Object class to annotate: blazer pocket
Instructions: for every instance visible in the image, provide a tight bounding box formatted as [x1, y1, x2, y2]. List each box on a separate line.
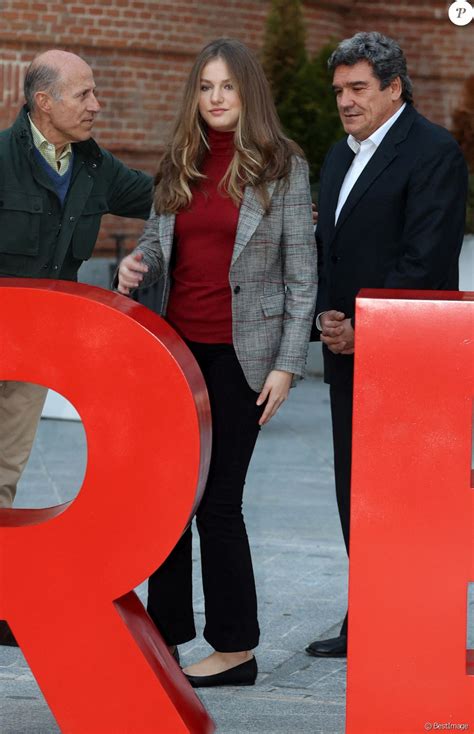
[0, 191, 42, 255]
[261, 292, 285, 318]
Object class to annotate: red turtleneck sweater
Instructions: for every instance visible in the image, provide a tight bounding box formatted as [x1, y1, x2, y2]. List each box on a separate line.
[166, 128, 239, 344]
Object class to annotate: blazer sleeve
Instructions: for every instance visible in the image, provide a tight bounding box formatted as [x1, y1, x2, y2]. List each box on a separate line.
[273, 156, 318, 377]
[111, 205, 163, 290]
[134, 205, 166, 287]
[383, 140, 468, 289]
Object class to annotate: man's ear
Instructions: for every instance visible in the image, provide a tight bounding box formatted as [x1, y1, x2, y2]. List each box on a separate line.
[34, 91, 53, 114]
[390, 76, 403, 101]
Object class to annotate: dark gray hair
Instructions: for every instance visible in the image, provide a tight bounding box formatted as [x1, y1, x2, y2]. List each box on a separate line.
[328, 31, 413, 104]
[24, 62, 63, 112]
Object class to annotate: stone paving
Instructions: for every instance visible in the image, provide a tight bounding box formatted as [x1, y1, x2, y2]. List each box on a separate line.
[0, 376, 349, 733]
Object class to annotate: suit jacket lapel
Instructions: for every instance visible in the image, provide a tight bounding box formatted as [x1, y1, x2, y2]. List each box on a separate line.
[231, 181, 277, 266]
[333, 104, 417, 236]
[334, 145, 397, 233]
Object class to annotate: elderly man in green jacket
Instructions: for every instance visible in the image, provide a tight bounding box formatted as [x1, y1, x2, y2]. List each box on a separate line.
[0, 49, 153, 511]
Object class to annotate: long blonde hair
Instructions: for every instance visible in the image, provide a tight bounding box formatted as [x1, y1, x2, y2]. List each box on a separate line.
[154, 38, 303, 214]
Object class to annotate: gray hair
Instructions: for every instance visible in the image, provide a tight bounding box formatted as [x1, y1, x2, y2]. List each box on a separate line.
[328, 31, 413, 104]
[24, 62, 63, 112]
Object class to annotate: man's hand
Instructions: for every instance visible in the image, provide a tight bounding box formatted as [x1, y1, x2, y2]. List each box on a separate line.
[320, 310, 355, 355]
[117, 252, 149, 295]
[257, 370, 293, 426]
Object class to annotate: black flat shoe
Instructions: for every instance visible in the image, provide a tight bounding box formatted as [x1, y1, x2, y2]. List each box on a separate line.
[185, 656, 257, 688]
[0, 620, 18, 647]
[305, 634, 347, 658]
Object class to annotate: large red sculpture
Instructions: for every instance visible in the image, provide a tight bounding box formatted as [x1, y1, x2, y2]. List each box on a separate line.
[347, 289, 474, 734]
[0, 280, 214, 733]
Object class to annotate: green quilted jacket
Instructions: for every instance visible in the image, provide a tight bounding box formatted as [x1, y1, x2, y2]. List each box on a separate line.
[0, 106, 153, 280]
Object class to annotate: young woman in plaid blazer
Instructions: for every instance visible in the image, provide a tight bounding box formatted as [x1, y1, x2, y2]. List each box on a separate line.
[118, 37, 317, 687]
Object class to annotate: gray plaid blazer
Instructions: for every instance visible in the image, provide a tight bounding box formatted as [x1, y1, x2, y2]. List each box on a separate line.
[135, 156, 317, 392]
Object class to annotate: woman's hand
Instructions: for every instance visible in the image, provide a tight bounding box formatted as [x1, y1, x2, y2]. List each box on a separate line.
[256, 370, 293, 426]
[117, 251, 149, 295]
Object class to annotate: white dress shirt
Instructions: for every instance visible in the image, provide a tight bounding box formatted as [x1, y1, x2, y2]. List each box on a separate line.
[334, 103, 406, 223]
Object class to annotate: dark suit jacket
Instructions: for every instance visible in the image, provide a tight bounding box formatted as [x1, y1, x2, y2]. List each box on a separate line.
[314, 104, 469, 386]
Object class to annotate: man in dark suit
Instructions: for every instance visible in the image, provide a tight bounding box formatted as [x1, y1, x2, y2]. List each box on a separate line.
[306, 31, 468, 658]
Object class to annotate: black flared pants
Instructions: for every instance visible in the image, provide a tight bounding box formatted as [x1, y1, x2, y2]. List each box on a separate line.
[147, 342, 263, 652]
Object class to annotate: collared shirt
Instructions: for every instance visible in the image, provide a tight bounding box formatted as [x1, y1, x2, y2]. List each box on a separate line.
[28, 114, 73, 176]
[334, 103, 406, 224]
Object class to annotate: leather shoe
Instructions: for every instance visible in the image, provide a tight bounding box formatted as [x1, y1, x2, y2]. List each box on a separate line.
[305, 634, 347, 658]
[185, 656, 257, 688]
[0, 620, 18, 647]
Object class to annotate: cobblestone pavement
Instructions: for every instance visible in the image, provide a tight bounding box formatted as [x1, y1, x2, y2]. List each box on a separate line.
[0, 376, 348, 733]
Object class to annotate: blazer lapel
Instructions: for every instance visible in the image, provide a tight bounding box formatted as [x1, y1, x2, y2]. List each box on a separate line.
[334, 104, 416, 235]
[231, 181, 277, 266]
[334, 145, 398, 233]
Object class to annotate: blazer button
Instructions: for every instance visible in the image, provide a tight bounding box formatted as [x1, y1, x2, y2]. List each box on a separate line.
[331, 255, 341, 263]
[233, 285, 241, 294]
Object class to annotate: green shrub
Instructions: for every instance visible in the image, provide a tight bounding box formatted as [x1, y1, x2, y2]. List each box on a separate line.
[276, 45, 344, 183]
[262, 0, 344, 187]
[261, 0, 306, 108]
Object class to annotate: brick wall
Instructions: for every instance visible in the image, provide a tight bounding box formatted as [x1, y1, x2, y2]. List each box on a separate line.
[1, 0, 472, 255]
